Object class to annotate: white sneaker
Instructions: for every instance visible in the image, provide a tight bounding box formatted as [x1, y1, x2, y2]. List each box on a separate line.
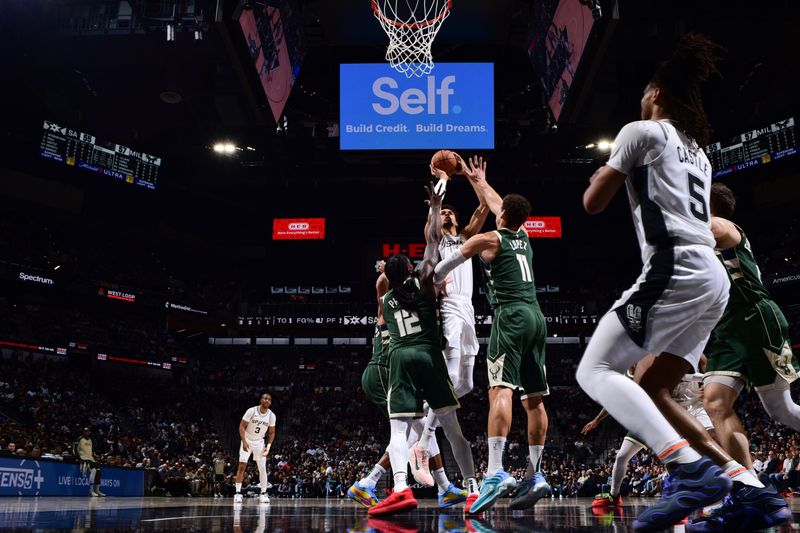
[408, 442, 434, 487]
[90, 489, 99, 497]
[259, 494, 270, 504]
[95, 489, 106, 497]
[233, 493, 243, 504]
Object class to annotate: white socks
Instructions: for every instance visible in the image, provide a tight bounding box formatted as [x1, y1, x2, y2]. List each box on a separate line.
[723, 461, 764, 488]
[360, 464, 385, 489]
[393, 471, 408, 492]
[487, 436, 506, 476]
[529, 445, 544, 474]
[433, 468, 449, 492]
[235, 483, 242, 493]
[658, 439, 702, 465]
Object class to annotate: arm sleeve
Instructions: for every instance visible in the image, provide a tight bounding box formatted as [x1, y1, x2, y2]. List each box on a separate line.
[606, 121, 659, 175]
[433, 250, 468, 284]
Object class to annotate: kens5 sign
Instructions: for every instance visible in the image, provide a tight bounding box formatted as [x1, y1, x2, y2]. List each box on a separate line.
[340, 63, 494, 150]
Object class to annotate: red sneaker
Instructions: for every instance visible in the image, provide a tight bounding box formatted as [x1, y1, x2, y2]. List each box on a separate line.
[368, 488, 418, 516]
[464, 493, 482, 516]
[592, 492, 622, 508]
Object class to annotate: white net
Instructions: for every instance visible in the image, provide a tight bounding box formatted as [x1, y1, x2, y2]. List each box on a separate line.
[371, 0, 452, 77]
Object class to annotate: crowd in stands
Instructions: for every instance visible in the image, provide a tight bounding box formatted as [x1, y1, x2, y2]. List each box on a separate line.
[2, 342, 799, 502]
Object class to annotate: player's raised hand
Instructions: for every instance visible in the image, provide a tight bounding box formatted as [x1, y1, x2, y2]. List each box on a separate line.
[425, 180, 444, 210]
[463, 155, 487, 184]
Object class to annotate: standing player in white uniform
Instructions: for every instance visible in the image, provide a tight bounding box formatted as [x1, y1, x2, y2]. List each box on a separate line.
[575, 34, 741, 531]
[411, 160, 489, 497]
[234, 393, 276, 504]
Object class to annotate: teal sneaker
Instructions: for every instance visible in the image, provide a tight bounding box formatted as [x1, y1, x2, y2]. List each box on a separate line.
[468, 469, 517, 514]
[509, 471, 551, 510]
[347, 481, 381, 508]
[438, 483, 468, 508]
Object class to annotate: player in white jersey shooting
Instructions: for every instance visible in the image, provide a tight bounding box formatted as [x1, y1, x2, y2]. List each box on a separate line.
[574, 34, 760, 531]
[234, 393, 276, 504]
[410, 159, 489, 495]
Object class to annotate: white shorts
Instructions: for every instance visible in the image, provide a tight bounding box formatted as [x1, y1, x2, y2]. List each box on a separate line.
[441, 297, 479, 361]
[239, 438, 266, 464]
[611, 245, 730, 370]
[688, 405, 714, 430]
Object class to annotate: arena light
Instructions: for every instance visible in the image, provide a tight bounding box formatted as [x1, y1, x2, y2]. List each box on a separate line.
[212, 142, 237, 154]
[597, 140, 613, 151]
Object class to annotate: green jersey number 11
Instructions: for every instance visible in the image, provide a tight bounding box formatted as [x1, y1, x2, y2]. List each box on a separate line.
[516, 254, 533, 283]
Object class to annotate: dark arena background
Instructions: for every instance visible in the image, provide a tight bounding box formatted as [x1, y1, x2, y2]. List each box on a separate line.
[1, 0, 799, 531]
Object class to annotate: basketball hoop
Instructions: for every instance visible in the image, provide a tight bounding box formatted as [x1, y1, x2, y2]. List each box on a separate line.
[371, 0, 452, 78]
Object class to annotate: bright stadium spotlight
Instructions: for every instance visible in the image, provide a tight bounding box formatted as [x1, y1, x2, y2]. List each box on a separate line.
[212, 142, 237, 154]
[597, 140, 613, 151]
[166, 23, 176, 42]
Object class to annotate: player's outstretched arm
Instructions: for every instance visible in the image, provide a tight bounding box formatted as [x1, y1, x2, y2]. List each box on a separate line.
[419, 181, 444, 289]
[463, 156, 502, 216]
[711, 216, 742, 249]
[433, 231, 498, 286]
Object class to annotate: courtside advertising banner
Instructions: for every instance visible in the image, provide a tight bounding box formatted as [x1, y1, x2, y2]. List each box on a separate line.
[340, 63, 494, 150]
[0, 457, 144, 496]
[272, 218, 326, 240]
[524, 217, 562, 238]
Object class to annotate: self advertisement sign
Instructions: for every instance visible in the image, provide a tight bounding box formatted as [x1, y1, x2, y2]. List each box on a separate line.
[340, 63, 494, 150]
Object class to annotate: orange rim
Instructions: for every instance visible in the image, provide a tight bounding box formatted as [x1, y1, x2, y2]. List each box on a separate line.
[371, 0, 452, 30]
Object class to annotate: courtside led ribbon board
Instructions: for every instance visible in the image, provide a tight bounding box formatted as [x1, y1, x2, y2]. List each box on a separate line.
[340, 63, 494, 150]
[524, 217, 562, 238]
[272, 218, 326, 240]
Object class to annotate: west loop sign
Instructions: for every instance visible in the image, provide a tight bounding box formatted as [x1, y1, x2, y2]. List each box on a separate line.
[340, 63, 495, 150]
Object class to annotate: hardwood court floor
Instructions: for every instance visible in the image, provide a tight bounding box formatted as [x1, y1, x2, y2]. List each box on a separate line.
[2, 496, 799, 531]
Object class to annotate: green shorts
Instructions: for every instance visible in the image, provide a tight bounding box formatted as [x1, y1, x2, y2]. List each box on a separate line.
[361, 363, 389, 416]
[487, 301, 548, 399]
[387, 344, 459, 419]
[706, 299, 798, 391]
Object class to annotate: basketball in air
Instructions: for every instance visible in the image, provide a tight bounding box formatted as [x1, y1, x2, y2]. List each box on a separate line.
[431, 150, 464, 176]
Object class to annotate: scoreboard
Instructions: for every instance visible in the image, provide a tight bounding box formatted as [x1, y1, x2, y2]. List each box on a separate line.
[39, 120, 161, 190]
[707, 117, 796, 178]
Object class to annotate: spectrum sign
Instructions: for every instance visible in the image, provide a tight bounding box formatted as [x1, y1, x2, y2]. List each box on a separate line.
[524, 217, 562, 238]
[272, 218, 326, 240]
[340, 63, 494, 150]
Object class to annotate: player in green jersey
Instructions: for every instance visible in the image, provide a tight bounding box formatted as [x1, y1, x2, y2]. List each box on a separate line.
[433, 156, 550, 514]
[690, 182, 796, 530]
[367, 182, 478, 517]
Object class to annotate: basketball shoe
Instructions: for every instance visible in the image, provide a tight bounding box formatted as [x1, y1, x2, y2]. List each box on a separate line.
[408, 443, 433, 487]
[592, 492, 623, 508]
[347, 480, 381, 508]
[468, 469, 517, 514]
[687, 482, 791, 531]
[368, 488, 418, 516]
[632, 457, 732, 532]
[259, 493, 270, 504]
[233, 493, 243, 504]
[509, 471, 550, 510]
[438, 483, 468, 508]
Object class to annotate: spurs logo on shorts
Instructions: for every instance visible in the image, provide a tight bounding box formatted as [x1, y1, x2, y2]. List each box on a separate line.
[626, 304, 642, 333]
